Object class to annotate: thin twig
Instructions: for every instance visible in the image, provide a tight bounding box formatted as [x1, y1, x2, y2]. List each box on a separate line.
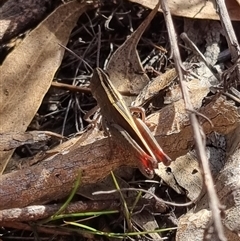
[160, 1, 226, 240]
[97, 25, 101, 67]
[215, 0, 240, 91]
[215, 0, 240, 62]
[180, 32, 220, 82]
[51, 81, 91, 93]
[93, 188, 195, 207]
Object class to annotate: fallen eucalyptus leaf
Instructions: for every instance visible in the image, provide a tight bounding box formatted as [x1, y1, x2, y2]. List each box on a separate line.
[0, 1, 93, 174]
[133, 68, 177, 106]
[156, 153, 203, 201]
[132, 210, 163, 240]
[129, 0, 240, 21]
[106, 0, 160, 105]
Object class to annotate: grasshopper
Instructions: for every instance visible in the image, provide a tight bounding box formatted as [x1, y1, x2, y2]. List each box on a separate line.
[90, 68, 171, 178]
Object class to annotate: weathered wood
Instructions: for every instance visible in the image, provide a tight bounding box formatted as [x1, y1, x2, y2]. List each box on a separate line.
[0, 95, 239, 210]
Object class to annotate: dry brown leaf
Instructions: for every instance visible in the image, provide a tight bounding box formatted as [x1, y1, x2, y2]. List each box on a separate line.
[178, 212, 240, 241]
[176, 125, 240, 240]
[148, 78, 210, 159]
[133, 68, 177, 106]
[106, 1, 160, 105]
[129, 0, 240, 21]
[176, 209, 212, 241]
[155, 132, 227, 202]
[132, 211, 163, 240]
[156, 153, 203, 201]
[0, 1, 92, 174]
[196, 125, 240, 233]
[176, 209, 240, 241]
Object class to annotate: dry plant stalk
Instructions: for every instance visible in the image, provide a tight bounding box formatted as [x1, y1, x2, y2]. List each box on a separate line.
[216, 0, 240, 90]
[160, 0, 226, 240]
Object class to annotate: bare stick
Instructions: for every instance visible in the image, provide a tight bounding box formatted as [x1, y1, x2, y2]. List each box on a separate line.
[215, 0, 240, 62]
[215, 0, 240, 90]
[180, 32, 220, 82]
[160, 1, 226, 240]
[0, 197, 163, 222]
[0, 97, 237, 210]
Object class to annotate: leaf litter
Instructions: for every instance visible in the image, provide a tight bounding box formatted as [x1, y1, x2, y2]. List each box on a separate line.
[0, 0, 240, 240]
[0, 0, 92, 173]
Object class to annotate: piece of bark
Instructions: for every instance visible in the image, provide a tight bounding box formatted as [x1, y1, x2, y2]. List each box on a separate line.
[0, 129, 137, 209]
[0, 95, 238, 210]
[0, 197, 167, 222]
[0, 131, 63, 151]
[151, 95, 239, 160]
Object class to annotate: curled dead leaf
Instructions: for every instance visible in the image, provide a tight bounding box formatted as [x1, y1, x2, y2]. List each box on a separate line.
[106, 1, 160, 105]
